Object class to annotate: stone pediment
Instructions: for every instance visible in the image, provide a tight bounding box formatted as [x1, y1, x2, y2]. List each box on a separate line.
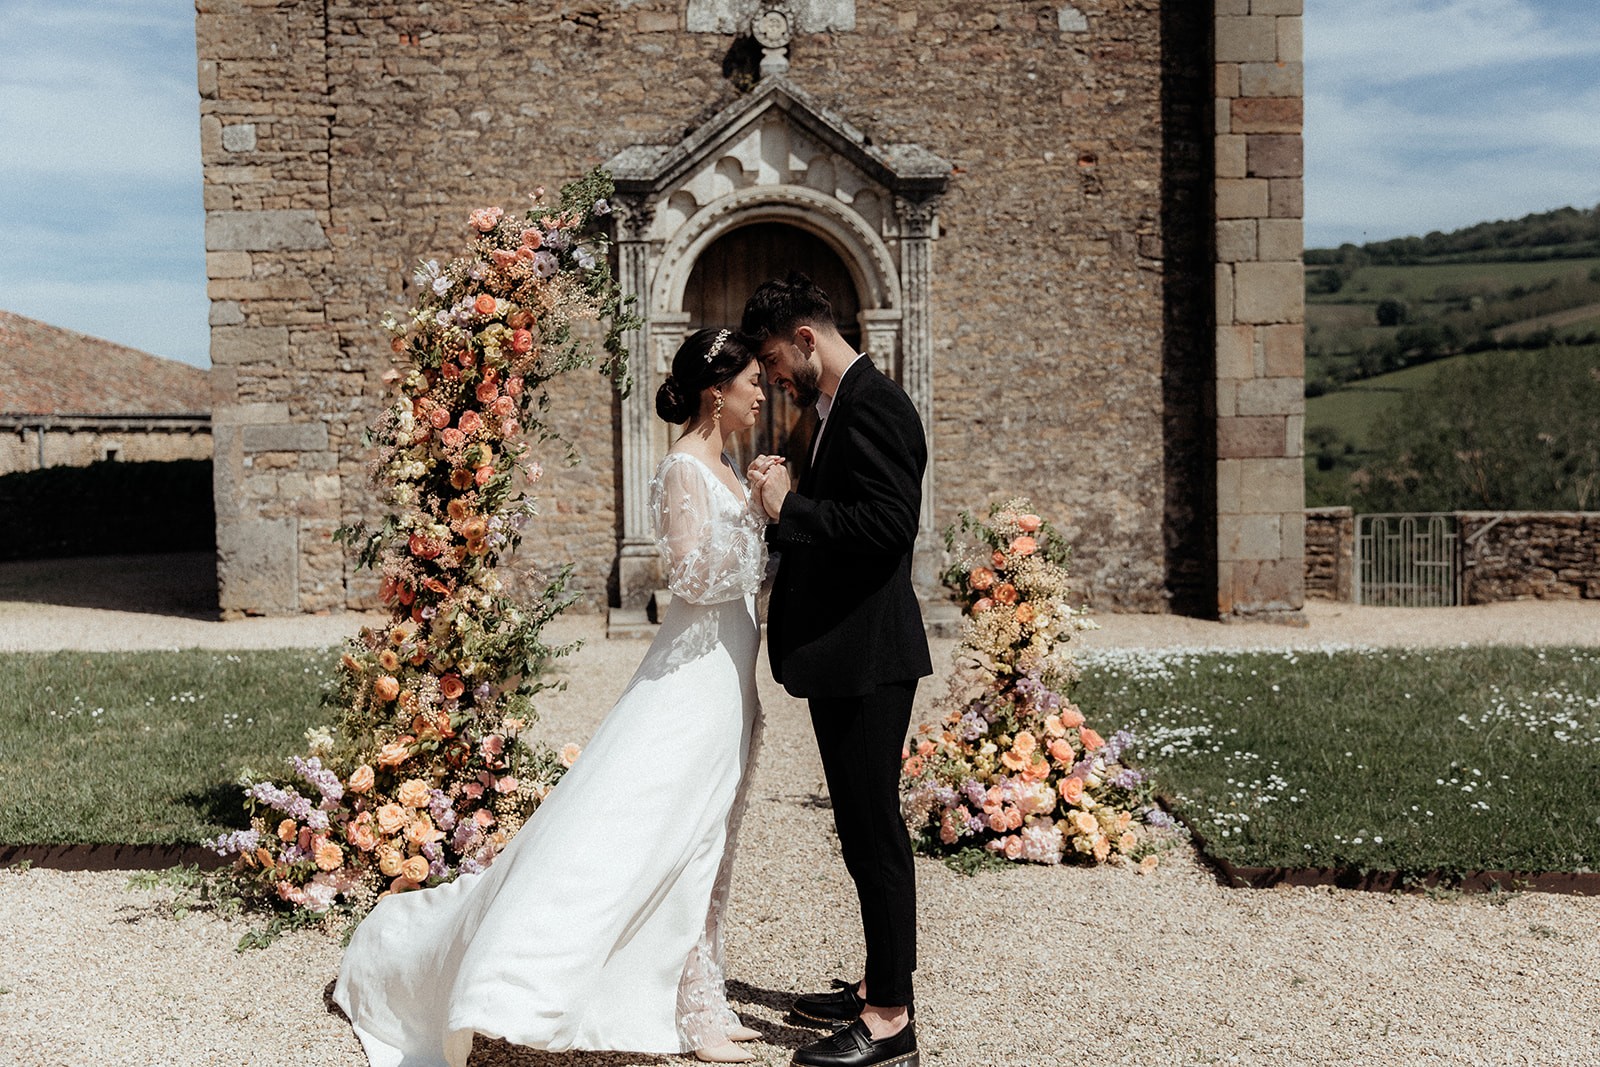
[605, 77, 948, 243]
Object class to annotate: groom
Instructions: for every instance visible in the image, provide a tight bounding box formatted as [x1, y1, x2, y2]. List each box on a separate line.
[743, 273, 931, 1067]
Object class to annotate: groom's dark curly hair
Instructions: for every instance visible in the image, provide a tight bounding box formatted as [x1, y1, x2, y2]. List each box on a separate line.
[739, 271, 837, 344]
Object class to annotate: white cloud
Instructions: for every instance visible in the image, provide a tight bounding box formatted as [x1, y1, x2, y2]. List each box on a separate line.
[1309, 0, 1600, 88]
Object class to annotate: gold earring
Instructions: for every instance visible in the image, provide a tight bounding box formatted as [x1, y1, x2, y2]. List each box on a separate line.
[713, 392, 724, 422]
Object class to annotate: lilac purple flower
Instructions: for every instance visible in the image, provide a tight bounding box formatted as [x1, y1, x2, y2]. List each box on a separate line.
[290, 754, 344, 808]
[207, 828, 260, 856]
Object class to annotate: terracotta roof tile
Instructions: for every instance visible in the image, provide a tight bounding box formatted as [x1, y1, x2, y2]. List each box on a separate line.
[0, 310, 210, 417]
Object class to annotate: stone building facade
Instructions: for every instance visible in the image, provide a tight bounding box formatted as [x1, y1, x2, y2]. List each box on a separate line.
[195, 0, 1306, 622]
[0, 311, 210, 475]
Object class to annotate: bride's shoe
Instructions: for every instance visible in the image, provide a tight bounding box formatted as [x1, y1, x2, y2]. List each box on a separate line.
[727, 1025, 763, 1042]
[694, 1040, 757, 1063]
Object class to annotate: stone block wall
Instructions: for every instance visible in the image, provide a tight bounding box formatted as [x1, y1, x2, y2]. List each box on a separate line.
[0, 424, 211, 475]
[197, 1, 1296, 617]
[1459, 512, 1600, 602]
[1212, 0, 1305, 619]
[1303, 506, 1352, 601]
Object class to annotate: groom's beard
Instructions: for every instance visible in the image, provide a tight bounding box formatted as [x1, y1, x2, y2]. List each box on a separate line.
[788, 360, 821, 408]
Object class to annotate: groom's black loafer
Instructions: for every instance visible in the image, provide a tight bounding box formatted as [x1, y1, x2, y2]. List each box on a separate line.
[791, 1018, 917, 1067]
[789, 978, 865, 1026]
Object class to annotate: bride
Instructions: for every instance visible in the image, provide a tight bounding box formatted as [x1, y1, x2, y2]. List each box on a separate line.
[334, 327, 773, 1066]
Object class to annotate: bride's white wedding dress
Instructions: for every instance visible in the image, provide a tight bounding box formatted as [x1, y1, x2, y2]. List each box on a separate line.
[334, 451, 768, 1066]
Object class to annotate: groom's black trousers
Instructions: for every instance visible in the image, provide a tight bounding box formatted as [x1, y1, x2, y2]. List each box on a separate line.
[808, 680, 918, 1008]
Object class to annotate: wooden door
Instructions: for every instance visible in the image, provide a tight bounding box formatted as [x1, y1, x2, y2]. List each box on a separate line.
[683, 223, 861, 473]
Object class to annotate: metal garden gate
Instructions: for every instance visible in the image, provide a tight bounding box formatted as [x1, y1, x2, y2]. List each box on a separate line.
[1354, 513, 1460, 606]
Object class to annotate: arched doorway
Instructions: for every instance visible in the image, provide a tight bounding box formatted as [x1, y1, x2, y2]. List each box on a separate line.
[682, 222, 862, 473]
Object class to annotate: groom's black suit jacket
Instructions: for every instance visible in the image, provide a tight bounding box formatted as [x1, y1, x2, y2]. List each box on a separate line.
[764, 357, 933, 699]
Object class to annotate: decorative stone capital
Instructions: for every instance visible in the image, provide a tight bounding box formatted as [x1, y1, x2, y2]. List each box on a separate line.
[894, 194, 940, 239]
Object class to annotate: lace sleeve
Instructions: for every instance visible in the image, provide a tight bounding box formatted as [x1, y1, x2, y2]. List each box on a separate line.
[651, 456, 767, 605]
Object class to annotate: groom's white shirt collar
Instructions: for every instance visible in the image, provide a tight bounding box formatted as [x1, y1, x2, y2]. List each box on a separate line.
[814, 352, 865, 423]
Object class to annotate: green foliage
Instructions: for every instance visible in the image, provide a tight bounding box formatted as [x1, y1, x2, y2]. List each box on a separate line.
[1348, 346, 1600, 511]
[1375, 298, 1409, 326]
[1307, 204, 1600, 265]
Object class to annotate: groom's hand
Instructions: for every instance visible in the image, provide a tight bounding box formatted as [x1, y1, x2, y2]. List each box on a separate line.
[757, 462, 791, 521]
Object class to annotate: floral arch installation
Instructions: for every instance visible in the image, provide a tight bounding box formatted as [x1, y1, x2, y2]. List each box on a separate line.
[604, 76, 949, 617]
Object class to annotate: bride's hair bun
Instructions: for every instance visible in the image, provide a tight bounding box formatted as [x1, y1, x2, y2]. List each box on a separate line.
[655, 375, 694, 424]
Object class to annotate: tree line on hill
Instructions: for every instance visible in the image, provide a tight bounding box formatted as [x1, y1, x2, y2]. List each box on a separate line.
[1306, 204, 1600, 267]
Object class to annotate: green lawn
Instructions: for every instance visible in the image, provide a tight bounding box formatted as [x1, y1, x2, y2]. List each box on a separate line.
[1310, 257, 1600, 305]
[1081, 646, 1600, 875]
[0, 649, 333, 845]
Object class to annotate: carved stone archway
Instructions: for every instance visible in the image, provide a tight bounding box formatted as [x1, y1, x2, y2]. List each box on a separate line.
[604, 77, 949, 625]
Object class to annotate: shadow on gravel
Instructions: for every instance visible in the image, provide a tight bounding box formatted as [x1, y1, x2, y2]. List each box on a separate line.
[0, 551, 218, 618]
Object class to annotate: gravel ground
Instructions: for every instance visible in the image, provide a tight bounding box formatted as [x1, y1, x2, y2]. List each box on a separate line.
[3, 556, 1600, 1065]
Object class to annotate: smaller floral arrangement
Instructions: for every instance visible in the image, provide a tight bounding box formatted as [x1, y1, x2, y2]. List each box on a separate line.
[902, 499, 1170, 868]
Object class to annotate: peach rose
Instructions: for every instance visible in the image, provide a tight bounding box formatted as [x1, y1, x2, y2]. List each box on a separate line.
[993, 583, 1018, 605]
[968, 566, 995, 591]
[560, 742, 582, 767]
[1015, 602, 1036, 624]
[400, 855, 430, 883]
[1115, 811, 1133, 833]
[1079, 727, 1105, 751]
[397, 779, 431, 809]
[277, 818, 297, 843]
[314, 840, 344, 871]
[903, 755, 925, 776]
[376, 803, 409, 836]
[459, 410, 483, 436]
[348, 764, 375, 794]
[499, 418, 519, 438]
[438, 674, 466, 701]
[428, 406, 451, 430]
[377, 846, 404, 877]
[441, 427, 466, 449]
[1058, 776, 1086, 805]
[505, 376, 524, 397]
[377, 736, 414, 768]
[460, 517, 488, 542]
[916, 739, 936, 757]
[474, 465, 495, 486]
[373, 675, 401, 702]
[347, 818, 378, 853]
[992, 550, 1007, 568]
[1010, 536, 1037, 556]
[519, 228, 542, 249]
[473, 808, 496, 828]
[971, 597, 993, 615]
[1048, 738, 1075, 764]
[1003, 836, 1024, 860]
[490, 248, 519, 268]
[468, 206, 503, 232]
[495, 775, 519, 794]
[1017, 513, 1042, 533]
[510, 327, 534, 353]
[507, 308, 534, 330]
[405, 815, 440, 846]
[1059, 704, 1086, 730]
[489, 394, 516, 418]
[475, 381, 499, 405]
[473, 293, 497, 315]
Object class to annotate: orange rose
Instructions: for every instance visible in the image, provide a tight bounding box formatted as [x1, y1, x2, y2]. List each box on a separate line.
[397, 778, 431, 808]
[903, 755, 924, 777]
[1015, 602, 1035, 624]
[1010, 535, 1037, 556]
[400, 855, 429, 883]
[1048, 739, 1075, 764]
[1079, 727, 1105, 751]
[314, 840, 344, 871]
[968, 567, 995, 591]
[474, 465, 494, 486]
[474, 293, 497, 315]
[438, 674, 466, 701]
[459, 518, 488, 542]
[971, 597, 993, 615]
[405, 815, 441, 846]
[519, 228, 542, 250]
[376, 803, 408, 836]
[1021, 754, 1051, 782]
[1058, 776, 1086, 805]
[510, 328, 534, 353]
[347, 764, 375, 794]
[373, 675, 401, 702]
[505, 376, 524, 397]
[1059, 704, 1086, 730]
[1017, 513, 1042, 533]
[993, 583, 1018, 605]
[992, 550, 1007, 568]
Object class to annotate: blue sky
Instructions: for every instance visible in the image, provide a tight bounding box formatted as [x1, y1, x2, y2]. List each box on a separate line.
[1, 0, 1597, 368]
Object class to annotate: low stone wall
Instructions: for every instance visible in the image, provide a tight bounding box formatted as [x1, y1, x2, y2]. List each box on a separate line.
[1459, 512, 1600, 603]
[1304, 507, 1353, 601]
[1303, 509, 1600, 603]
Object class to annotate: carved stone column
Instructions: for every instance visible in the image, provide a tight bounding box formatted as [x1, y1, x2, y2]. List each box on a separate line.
[858, 308, 902, 381]
[610, 195, 661, 612]
[894, 194, 940, 587]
